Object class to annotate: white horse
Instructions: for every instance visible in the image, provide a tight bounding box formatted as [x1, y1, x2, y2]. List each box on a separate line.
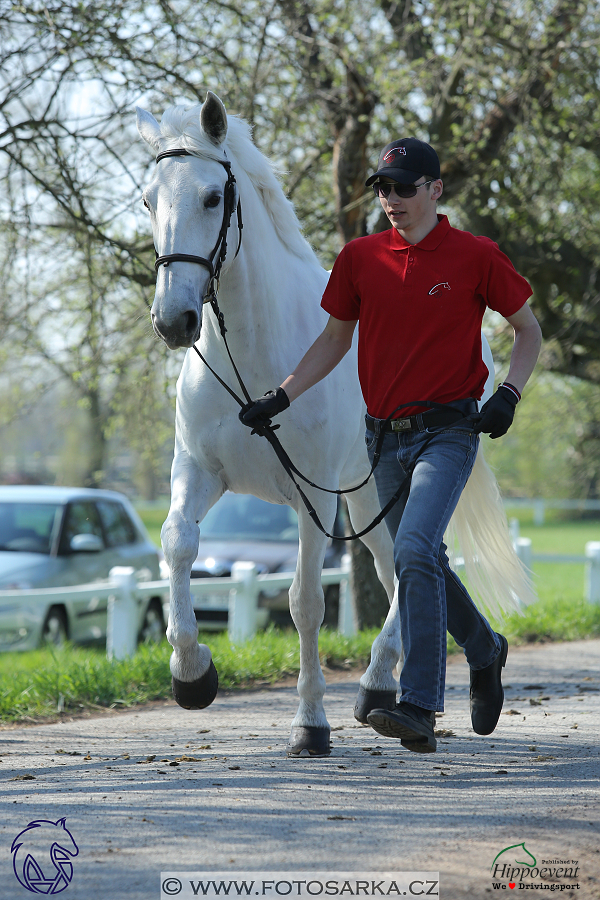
[137, 91, 533, 757]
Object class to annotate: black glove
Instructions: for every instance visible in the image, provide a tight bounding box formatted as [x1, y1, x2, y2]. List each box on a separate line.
[473, 385, 519, 439]
[240, 387, 290, 429]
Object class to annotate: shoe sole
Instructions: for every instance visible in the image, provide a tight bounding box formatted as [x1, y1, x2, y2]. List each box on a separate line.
[367, 710, 437, 753]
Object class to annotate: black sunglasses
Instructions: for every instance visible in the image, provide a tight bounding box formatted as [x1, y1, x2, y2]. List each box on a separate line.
[372, 180, 434, 199]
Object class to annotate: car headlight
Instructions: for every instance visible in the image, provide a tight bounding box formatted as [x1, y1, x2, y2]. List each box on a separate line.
[196, 557, 231, 576]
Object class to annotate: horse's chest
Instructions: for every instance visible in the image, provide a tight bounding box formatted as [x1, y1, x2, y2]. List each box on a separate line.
[188, 418, 284, 488]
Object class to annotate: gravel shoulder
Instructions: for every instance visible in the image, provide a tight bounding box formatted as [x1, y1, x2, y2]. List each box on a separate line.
[1, 639, 599, 900]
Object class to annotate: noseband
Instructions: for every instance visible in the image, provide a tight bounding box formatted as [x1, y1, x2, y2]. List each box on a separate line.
[153, 148, 243, 303]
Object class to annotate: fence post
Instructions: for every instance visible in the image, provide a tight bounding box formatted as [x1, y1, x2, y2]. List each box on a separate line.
[229, 562, 259, 642]
[337, 553, 357, 636]
[533, 499, 545, 526]
[107, 567, 138, 661]
[509, 517, 520, 545]
[515, 537, 533, 571]
[585, 542, 600, 604]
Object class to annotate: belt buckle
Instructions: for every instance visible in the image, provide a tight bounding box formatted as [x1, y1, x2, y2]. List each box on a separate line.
[391, 417, 412, 432]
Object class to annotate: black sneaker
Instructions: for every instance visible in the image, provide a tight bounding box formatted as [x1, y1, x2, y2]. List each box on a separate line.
[470, 633, 508, 735]
[367, 702, 437, 753]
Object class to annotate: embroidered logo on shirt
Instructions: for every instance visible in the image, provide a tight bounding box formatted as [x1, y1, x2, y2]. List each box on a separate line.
[383, 146, 407, 161]
[428, 282, 451, 295]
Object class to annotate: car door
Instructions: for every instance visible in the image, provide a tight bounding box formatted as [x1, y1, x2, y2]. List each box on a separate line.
[59, 501, 109, 643]
[96, 500, 158, 633]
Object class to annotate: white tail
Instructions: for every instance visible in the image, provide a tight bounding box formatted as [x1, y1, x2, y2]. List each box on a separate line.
[446, 447, 536, 618]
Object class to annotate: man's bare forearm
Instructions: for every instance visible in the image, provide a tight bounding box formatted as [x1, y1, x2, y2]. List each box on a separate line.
[281, 316, 357, 402]
[504, 303, 542, 394]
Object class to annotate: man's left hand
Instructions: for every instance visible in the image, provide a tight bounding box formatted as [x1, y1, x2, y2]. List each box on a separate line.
[239, 387, 290, 429]
[473, 386, 519, 439]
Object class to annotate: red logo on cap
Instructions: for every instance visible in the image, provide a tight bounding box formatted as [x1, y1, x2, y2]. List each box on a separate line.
[383, 147, 407, 161]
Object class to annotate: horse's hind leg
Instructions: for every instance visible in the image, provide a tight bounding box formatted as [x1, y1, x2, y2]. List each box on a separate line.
[345, 483, 402, 723]
[162, 447, 223, 709]
[287, 497, 335, 758]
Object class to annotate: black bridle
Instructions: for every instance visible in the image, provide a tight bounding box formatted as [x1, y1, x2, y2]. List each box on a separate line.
[152, 150, 474, 540]
[154, 148, 243, 304]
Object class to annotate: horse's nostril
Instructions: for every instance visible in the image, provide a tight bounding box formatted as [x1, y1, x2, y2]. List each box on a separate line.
[184, 310, 199, 336]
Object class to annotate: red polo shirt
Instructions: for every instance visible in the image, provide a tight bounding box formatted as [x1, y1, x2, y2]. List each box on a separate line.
[321, 215, 532, 419]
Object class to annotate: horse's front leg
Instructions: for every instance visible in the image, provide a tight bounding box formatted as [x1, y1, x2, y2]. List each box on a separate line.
[162, 447, 223, 709]
[287, 497, 336, 758]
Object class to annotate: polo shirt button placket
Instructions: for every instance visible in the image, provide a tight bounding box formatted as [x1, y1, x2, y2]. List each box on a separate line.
[407, 252, 414, 275]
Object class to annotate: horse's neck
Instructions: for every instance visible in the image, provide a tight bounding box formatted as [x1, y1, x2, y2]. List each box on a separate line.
[199, 195, 326, 387]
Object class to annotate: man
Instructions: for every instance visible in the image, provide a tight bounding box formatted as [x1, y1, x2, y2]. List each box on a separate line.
[241, 138, 542, 753]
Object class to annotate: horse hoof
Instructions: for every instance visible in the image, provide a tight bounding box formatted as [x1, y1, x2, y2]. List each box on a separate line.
[354, 685, 396, 724]
[172, 659, 218, 709]
[287, 726, 331, 757]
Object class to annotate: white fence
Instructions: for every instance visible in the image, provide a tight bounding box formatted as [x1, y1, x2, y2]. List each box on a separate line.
[509, 518, 600, 604]
[3, 521, 600, 661]
[0, 557, 353, 661]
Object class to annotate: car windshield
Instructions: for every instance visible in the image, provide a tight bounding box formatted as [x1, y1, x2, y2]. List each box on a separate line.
[199, 494, 299, 542]
[0, 502, 62, 554]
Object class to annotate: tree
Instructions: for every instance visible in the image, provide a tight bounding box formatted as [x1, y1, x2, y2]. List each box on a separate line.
[3, 0, 600, 499]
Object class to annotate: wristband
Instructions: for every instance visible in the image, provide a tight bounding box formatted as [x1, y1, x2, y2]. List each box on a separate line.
[499, 382, 521, 402]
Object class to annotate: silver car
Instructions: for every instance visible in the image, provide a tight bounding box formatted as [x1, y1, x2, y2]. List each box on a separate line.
[186, 492, 345, 629]
[0, 486, 166, 650]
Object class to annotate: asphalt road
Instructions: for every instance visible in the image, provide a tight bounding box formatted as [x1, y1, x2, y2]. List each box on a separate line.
[1, 639, 599, 900]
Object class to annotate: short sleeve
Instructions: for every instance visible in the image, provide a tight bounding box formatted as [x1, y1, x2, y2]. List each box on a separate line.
[320, 243, 361, 321]
[479, 240, 533, 317]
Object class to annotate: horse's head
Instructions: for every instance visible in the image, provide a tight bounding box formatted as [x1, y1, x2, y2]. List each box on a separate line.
[137, 92, 241, 349]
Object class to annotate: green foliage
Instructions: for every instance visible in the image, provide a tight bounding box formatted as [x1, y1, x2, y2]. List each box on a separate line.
[3, 0, 600, 488]
[483, 373, 600, 500]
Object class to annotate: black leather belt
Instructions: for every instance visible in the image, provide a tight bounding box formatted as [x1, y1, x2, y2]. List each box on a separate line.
[366, 399, 478, 434]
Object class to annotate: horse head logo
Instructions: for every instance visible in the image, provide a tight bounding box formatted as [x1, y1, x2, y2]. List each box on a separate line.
[11, 818, 79, 894]
[491, 842, 537, 872]
[428, 282, 451, 295]
[383, 146, 407, 162]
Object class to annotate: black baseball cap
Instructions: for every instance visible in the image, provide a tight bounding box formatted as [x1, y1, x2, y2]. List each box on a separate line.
[365, 138, 441, 186]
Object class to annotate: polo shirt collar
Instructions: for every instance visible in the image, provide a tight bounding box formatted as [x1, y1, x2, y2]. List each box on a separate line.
[389, 214, 450, 251]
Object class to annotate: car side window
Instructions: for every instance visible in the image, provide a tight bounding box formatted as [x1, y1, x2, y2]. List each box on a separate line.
[61, 502, 104, 552]
[97, 501, 137, 548]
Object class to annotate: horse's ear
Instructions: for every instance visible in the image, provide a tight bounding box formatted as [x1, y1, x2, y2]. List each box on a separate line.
[136, 107, 162, 153]
[200, 91, 228, 146]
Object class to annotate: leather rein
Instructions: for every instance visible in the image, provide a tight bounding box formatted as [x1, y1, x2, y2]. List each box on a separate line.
[152, 150, 472, 540]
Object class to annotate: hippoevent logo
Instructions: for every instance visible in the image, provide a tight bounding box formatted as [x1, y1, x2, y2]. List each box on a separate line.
[11, 818, 79, 894]
[491, 843, 580, 891]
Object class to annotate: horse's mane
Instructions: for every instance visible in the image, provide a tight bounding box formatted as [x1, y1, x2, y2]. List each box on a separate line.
[158, 105, 319, 265]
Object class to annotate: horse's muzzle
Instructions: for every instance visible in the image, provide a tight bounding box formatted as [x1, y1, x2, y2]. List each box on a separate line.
[152, 310, 201, 349]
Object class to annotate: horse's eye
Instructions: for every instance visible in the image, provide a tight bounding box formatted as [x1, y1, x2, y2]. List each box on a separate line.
[204, 193, 221, 209]
[142, 197, 150, 210]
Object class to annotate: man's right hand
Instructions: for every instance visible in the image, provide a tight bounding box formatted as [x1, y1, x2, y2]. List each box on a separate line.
[240, 387, 290, 429]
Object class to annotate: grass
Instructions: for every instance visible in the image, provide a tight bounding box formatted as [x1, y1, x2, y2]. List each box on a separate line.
[0, 627, 379, 724]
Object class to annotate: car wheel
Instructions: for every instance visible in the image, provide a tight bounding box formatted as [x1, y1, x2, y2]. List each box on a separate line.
[139, 599, 165, 644]
[42, 607, 68, 647]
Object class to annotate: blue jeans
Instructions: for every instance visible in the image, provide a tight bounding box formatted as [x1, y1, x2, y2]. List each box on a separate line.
[366, 417, 501, 712]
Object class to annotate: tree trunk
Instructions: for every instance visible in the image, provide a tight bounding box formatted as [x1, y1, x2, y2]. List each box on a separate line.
[349, 536, 391, 630]
[85, 387, 106, 489]
[327, 66, 389, 628]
